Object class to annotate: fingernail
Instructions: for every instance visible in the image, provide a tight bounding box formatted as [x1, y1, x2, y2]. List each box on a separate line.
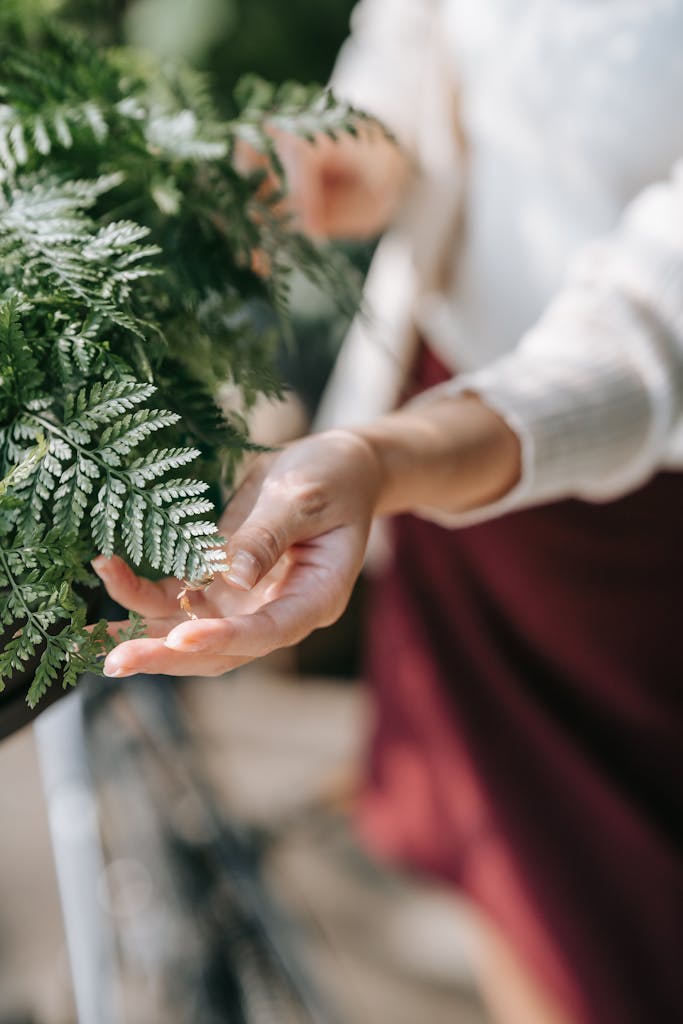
[224, 550, 259, 590]
[164, 634, 207, 653]
[103, 659, 129, 678]
[91, 556, 110, 575]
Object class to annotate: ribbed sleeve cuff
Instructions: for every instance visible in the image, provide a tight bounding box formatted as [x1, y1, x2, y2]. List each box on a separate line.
[413, 154, 683, 529]
[417, 285, 682, 527]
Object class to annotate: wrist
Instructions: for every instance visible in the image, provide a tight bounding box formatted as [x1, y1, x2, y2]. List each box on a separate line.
[321, 428, 388, 517]
[349, 393, 522, 519]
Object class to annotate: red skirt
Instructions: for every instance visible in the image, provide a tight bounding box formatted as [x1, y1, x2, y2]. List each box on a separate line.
[358, 347, 683, 1024]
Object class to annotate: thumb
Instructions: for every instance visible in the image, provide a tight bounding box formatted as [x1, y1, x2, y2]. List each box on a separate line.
[222, 485, 319, 591]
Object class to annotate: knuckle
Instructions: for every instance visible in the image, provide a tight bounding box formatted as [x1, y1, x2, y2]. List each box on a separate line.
[242, 523, 283, 568]
[293, 482, 329, 524]
[266, 477, 329, 526]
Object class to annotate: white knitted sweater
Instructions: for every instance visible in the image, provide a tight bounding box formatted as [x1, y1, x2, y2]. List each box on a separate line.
[318, 0, 683, 521]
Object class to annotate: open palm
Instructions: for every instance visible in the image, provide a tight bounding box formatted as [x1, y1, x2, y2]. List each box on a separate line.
[96, 431, 381, 678]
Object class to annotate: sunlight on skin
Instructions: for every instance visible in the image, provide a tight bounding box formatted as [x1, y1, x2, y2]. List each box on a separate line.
[95, 528, 362, 677]
[96, 397, 519, 679]
[95, 432, 381, 678]
[235, 123, 413, 241]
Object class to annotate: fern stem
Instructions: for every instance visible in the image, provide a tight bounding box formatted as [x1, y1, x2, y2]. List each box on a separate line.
[0, 545, 53, 647]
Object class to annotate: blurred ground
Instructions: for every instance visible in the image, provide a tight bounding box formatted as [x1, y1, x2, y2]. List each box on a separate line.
[0, 667, 489, 1024]
[0, 728, 75, 1024]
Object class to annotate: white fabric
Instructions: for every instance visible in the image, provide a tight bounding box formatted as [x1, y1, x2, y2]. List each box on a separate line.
[318, 0, 683, 521]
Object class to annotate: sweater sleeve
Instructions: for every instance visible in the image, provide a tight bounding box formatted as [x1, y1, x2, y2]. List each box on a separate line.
[420, 160, 683, 525]
[330, 0, 440, 152]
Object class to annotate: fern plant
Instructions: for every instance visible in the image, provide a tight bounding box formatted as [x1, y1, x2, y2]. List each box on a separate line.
[0, 16, 367, 708]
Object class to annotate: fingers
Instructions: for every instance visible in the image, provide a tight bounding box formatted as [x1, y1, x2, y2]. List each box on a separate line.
[167, 527, 362, 658]
[91, 556, 210, 618]
[163, 606, 295, 658]
[101, 596, 317, 678]
[221, 432, 380, 593]
[101, 527, 364, 677]
[223, 487, 323, 591]
[103, 637, 246, 679]
[163, 598, 315, 659]
[94, 431, 376, 676]
[232, 137, 272, 178]
[103, 617, 183, 640]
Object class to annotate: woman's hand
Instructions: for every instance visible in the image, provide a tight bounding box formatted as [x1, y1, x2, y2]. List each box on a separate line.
[96, 391, 520, 678]
[236, 123, 413, 240]
[96, 430, 383, 678]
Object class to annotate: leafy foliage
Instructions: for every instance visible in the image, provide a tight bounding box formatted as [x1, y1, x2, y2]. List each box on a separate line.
[0, 14, 369, 706]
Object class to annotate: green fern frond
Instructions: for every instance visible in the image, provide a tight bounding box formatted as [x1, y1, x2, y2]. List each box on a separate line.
[0, 294, 44, 414]
[0, 537, 105, 705]
[0, 14, 368, 707]
[230, 77, 372, 161]
[0, 175, 158, 334]
[0, 99, 110, 175]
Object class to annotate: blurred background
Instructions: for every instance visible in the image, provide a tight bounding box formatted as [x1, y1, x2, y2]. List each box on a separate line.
[0, 2, 489, 1022]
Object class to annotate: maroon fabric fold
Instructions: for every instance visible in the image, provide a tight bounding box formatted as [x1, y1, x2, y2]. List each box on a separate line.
[358, 345, 683, 1024]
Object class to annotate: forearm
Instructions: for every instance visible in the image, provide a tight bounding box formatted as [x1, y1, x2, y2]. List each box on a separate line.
[351, 392, 522, 518]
